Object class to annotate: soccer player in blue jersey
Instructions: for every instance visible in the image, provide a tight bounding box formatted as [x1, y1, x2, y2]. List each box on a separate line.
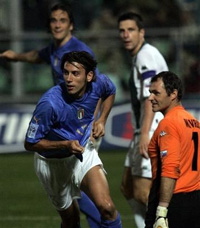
[0, 2, 96, 84]
[0, 3, 102, 227]
[24, 51, 122, 228]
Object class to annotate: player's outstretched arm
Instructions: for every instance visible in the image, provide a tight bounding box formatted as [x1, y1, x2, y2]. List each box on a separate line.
[0, 49, 43, 63]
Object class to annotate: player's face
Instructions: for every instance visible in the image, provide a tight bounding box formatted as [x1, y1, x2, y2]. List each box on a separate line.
[63, 61, 93, 98]
[119, 19, 144, 55]
[149, 78, 177, 115]
[50, 9, 73, 45]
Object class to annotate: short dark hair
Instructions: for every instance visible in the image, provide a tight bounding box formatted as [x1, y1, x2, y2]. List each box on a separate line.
[61, 51, 97, 81]
[49, 2, 74, 25]
[118, 11, 144, 30]
[151, 71, 183, 101]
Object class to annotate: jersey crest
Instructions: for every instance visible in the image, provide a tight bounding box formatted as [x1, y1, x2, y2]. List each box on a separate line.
[160, 150, 167, 157]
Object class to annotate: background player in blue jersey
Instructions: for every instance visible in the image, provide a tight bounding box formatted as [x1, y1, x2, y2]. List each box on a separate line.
[0, 3, 101, 227]
[24, 51, 122, 228]
[0, 2, 96, 84]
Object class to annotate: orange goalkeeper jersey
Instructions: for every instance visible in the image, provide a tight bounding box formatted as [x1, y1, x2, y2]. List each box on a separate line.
[149, 105, 200, 193]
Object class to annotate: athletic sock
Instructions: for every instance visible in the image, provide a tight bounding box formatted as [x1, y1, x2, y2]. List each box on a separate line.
[101, 212, 122, 228]
[128, 198, 146, 228]
[85, 216, 101, 228]
[77, 191, 101, 228]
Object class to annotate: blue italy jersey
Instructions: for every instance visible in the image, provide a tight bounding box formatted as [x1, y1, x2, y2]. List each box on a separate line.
[25, 74, 116, 158]
[39, 36, 96, 85]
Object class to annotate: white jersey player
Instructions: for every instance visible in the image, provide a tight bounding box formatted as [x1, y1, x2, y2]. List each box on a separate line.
[118, 12, 168, 228]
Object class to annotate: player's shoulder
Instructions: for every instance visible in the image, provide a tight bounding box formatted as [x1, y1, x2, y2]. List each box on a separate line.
[95, 73, 113, 84]
[94, 73, 116, 92]
[158, 108, 184, 129]
[96, 73, 107, 80]
[40, 84, 63, 102]
[94, 73, 106, 86]
[69, 36, 83, 45]
[69, 36, 93, 51]
[139, 43, 160, 55]
[38, 41, 53, 57]
[137, 43, 165, 66]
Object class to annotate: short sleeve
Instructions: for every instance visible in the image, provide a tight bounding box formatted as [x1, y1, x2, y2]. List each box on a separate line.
[25, 100, 55, 143]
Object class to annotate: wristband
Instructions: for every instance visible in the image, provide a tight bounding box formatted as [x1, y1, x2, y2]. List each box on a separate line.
[154, 206, 168, 228]
[156, 206, 168, 218]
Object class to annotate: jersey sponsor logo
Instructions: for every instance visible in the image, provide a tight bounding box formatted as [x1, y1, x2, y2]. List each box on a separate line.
[160, 150, 167, 157]
[77, 108, 84, 119]
[33, 116, 40, 124]
[142, 165, 148, 170]
[141, 65, 147, 70]
[81, 124, 87, 130]
[76, 129, 83, 136]
[160, 131, 167, 137]
[27, 123, 39, 139]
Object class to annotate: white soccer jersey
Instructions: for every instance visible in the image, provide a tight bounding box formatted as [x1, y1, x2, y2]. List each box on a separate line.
[130, 42, 168, 132]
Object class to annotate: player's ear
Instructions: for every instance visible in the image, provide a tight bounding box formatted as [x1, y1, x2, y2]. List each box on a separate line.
[171, 89, 178, 101]
[70, 23, 73, 32]
[140, 28, 145, 38]
[87, 71, 94, 82]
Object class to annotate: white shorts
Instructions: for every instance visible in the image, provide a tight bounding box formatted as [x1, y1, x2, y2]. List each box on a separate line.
[34, 140, 103, 211]
[124, 132, 154, 178]
[93, 137, 102, 151]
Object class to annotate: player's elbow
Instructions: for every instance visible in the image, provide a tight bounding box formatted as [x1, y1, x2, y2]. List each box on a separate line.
[24, 141, 34, 152]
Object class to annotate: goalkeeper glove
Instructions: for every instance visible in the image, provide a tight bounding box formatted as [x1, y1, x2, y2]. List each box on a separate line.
[153, 206, 169, 228]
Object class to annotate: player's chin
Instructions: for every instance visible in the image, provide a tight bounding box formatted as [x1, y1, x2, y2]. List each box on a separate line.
[151, 105, 159, 112]
[67, 90, 75, 94]
[67, 90, 80, 98]
[52, 33, 64, 40]
[124, 45, 132, 51]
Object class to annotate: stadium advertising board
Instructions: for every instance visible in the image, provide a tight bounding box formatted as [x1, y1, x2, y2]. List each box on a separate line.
[0, 103, 200, 153]
[0, 105, 34, 153]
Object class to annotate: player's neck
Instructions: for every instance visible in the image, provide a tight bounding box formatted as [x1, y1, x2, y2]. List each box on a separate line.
[131, 39, 145, 56]
[54, 34, 72, 48]
[163, 102, 182, 116]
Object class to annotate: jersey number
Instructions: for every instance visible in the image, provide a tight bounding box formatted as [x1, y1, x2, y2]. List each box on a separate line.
[192, 132, 199, 171]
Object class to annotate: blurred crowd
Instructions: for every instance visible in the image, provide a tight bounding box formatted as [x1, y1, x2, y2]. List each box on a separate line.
[0, 0, 200, 101]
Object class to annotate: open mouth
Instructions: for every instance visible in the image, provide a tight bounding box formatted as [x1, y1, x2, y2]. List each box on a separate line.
[124, 41, 132, 48]
[67, 85, 74, 91]
[124, 41, 131, 45]
[53, 30, 63, 35]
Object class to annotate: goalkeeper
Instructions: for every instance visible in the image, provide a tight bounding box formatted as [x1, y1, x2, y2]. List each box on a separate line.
[144, 71, 200, 228]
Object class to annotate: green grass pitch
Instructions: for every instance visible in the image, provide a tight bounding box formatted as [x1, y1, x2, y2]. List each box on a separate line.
[0, 150, 137, 228]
